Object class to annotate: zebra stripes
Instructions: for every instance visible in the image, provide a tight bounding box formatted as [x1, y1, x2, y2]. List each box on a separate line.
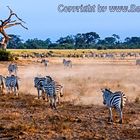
[8, 63, 18, 75]
[34, 76, 47, 99]
[43, 78, 63, 107]
[4, 75, 19, 96]
[0, 75, 4, 94]
[34, 76, 63, 109]
[63, 59, 72, 68]
[101, 88, 126, 124]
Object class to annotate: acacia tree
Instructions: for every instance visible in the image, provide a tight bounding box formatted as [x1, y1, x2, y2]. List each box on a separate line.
[0, 6, 28, 50]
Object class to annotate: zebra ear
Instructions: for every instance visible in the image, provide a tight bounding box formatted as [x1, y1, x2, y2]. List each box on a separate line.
[101, 88, 104, 93]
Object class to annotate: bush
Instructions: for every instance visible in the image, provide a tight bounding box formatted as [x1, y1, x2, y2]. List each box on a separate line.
[0, 50, 13, 61]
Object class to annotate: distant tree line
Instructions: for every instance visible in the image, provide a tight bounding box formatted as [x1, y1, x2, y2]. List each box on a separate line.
[1, 32, 140, 49]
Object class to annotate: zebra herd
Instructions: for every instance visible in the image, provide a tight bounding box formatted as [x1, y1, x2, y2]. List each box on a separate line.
[40, 58, 72, 69]
[0, 63, 127, 124]
[0, 63, 64, 109]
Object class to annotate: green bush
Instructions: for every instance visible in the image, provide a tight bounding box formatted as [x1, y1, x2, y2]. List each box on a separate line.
[0, 50, 13, 61]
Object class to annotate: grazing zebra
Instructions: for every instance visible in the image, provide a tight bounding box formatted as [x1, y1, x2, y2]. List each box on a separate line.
[101, 88, 126, 124]
[4, 75, 19, 95]
[63, 59, 72, 68]
[41, 59, 49, 69]
[8, 63, 18, 75]
[0, 75, 4, 94]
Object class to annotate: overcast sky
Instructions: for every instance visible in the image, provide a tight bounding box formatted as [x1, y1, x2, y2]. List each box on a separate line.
[0, 0, 140, 42]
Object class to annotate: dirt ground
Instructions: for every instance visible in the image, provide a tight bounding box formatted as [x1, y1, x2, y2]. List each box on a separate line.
[0, 58, 140, 139]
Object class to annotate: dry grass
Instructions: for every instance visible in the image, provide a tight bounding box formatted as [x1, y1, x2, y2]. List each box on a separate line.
[0, 93, 139, 139]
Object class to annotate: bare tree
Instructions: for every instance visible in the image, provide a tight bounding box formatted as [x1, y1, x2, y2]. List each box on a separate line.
[0, 6, 28, 50]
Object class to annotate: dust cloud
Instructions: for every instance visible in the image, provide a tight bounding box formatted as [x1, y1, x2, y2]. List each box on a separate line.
[0, 59, 140, 105]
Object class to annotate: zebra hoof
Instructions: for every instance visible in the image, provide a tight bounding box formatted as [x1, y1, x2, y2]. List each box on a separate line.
[108, 118, 113, 123]
[119, 120, 122, 124]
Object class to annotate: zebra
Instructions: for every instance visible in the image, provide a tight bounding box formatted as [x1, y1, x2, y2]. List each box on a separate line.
[8, 63, 18, 75]
[0, 75, 4, 94]
[63, 59, 72, 68]
[34, 76, 47, 99]
[4, 75, 19, 96]
[101, 88, 126, 124]
[41, 59, 49, 69]
[41, 76, 63, 109]
[34, 76, 63, 109]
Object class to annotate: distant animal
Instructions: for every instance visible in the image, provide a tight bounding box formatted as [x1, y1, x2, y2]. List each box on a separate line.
[4, 75, 19, 95]
[41, 59, 49, 69]
[8, 63, 18, 75]
[101, 88, 126, 124]
[136, 59, 140, 65]
[0, 75, 4, 94]
[63, 59, 72, 68]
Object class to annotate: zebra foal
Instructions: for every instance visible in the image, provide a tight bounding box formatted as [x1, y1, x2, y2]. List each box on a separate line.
[101, 88, 126, 124]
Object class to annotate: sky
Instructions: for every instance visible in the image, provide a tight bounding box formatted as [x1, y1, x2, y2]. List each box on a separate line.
[0, 0, 140, 42]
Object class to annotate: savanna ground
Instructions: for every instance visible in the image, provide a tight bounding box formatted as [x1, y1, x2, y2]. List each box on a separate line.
[0, 54, 140, 139]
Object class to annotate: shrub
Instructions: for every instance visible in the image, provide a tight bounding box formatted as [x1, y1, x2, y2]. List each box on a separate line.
[0, 50, 13, 61]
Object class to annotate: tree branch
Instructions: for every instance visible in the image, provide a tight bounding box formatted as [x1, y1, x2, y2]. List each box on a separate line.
[4, 22, 28, 30]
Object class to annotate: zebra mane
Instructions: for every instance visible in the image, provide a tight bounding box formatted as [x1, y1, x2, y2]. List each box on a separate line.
[105, 88, 113, 94]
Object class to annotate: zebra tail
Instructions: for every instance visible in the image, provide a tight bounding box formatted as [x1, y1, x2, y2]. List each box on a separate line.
[121, 92, 126, 109]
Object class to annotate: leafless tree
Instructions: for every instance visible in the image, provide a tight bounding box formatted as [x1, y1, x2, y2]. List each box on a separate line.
[0, 6, 28, 50]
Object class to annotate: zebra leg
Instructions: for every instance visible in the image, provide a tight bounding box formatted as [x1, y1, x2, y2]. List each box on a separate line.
[14, 87, 17, 96]
[47, 94, 49, 102]
[7, 87, 10, 94]
[57, 96, 60, 104]
[118, 109, 123, 124]
[37, 89, 40, 99]
[108, 107, 113, 122]
[49, 97, 53, 109]
[53, 96, 57, 109]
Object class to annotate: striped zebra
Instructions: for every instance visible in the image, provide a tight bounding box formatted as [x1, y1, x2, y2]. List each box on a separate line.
[0, 75, 4, 94]
[34, 76, 47, 99]
[8, 63, 18, 75]
[63, 59, 72, 68]
[40, 76, 63, 109]
[41, 59, 49, 69]
[101, 88, 126, 124]
[4, 75, 19, 95]
[34, 76, 63, 109]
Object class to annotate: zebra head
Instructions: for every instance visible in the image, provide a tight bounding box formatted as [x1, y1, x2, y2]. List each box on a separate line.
[101, 88, 112, 105]
[45, 76, 53, 83]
